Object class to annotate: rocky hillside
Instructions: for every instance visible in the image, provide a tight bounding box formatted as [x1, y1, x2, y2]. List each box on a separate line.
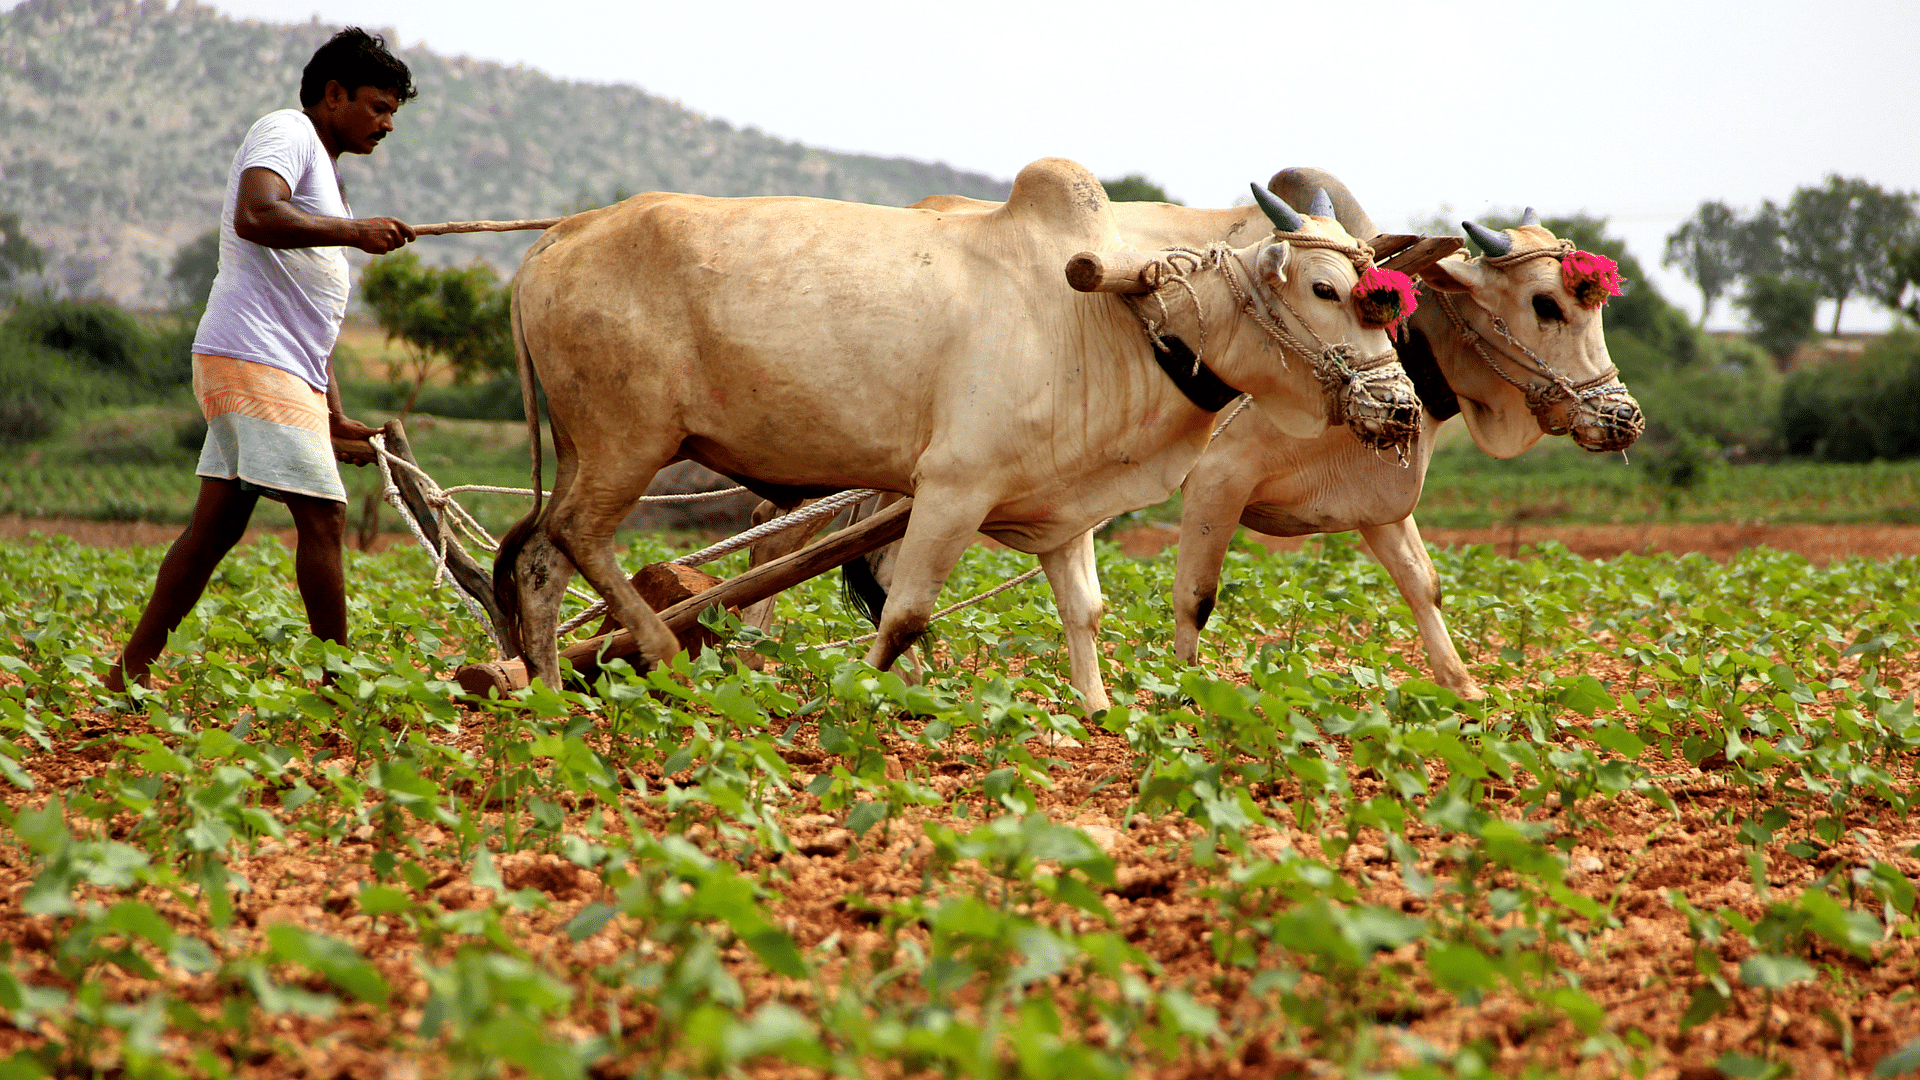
[0, 0, 1012, 306]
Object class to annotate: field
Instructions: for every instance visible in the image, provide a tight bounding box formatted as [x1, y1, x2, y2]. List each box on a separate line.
[2, 517, 1919, 1080]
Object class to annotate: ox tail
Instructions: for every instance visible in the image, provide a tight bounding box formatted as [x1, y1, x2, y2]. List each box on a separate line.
[493, 273, 546, 660]
[840, 555, 889, 629]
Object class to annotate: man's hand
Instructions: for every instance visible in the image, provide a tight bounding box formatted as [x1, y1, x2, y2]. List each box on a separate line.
[330, 414, 379, 466]
[352, 216, 415, 255]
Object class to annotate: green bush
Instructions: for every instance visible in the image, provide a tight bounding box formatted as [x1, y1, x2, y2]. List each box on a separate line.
[1776, 329, 1920, 460]
[1737, 274, 1821, 366]
[0, 299, 196, 446]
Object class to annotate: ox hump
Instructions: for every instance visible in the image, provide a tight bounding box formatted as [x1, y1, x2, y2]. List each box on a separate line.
[999, 158, 1119, 245]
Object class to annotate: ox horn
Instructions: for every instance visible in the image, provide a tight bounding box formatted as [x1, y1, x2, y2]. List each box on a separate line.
[1462, 219, 1514, 257]
[1520, 206, 1542, 227]
[1251, 183, 1306, 232]
[1308, 188, 1336, 219]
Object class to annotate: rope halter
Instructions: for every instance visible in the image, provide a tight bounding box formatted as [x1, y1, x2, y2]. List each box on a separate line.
[1122, 229, 1423, 462]
[1435, 236, 1645, 452]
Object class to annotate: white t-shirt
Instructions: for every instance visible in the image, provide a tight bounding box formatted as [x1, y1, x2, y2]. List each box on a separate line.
[193, 109, 353, 392]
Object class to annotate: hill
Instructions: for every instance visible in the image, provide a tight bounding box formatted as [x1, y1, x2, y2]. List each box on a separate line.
[0, 0, 1013, 307]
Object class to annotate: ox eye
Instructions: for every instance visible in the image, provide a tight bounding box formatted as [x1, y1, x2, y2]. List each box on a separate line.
[1533, 294, 1565, 323]
[1313, 282, 1339, 301]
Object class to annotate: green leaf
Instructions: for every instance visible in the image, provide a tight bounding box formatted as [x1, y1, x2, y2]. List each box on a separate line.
[1875, 1035, 1920, 1078]
[357, 884, 414, 917]
[565, 903, 616, 942]
[1716, 1050, 1791, 1079]
[845, 800, 890, 838]
[1587, 723, 1647, 759]
[744, 929, 808, 980]
[1426, 942, 1497, 995]
[265, 924, 391, 1006]
[1740, 953, 1815, 991]
[1680, 985, 1729, 1032]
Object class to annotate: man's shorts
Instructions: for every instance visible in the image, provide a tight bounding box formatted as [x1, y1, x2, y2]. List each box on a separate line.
[192, 353, 347, 504]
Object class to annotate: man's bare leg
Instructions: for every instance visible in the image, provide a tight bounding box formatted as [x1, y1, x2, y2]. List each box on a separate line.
[107, 478, 259, 692]
[285, 492, 350, 647]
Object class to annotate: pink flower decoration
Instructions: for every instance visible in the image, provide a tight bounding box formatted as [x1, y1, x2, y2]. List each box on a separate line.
[1352, 266, 1419, 336]
[1563, 250, 1626, 308]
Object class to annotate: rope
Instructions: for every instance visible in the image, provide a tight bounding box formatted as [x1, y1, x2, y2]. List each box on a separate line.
[1430, 287, 1630, 430]
[369, 433, 510, 654]
[412, 218, 565, 236]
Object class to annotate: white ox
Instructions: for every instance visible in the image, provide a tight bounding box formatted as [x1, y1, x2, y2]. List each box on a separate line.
[805, 169, 1645, 700]
[495, 158, 1420, 709]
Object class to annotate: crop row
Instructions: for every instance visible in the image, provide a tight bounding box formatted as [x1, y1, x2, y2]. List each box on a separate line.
[0, 532, 1917, 1077]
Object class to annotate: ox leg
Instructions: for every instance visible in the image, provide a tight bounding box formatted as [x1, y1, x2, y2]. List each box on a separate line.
[1358, 516, 1484, 700]
[514, 526, 580, 687]
[1172, 471, 1260, 666]
[546, 478, 683, 680]
[860, 512, 925, 683]
[862, 496, 991, 677]
[1039, 529, 1111, 712]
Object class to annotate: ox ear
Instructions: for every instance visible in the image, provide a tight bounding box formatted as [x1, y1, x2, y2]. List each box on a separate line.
[1418, 254, 1490, 294]
[1255, 242, 1292, 291]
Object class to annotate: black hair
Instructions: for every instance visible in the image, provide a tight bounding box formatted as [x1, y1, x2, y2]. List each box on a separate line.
[299, 27, 416, 108]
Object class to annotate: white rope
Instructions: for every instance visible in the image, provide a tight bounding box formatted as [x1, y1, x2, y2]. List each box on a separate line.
[369, 433, 510, 654]
[670, 488, 881, 568]
[437, 482, 751, 503]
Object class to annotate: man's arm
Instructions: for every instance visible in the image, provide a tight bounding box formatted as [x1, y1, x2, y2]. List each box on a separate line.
[235, 167, 414, 254]
[326, 353, 378, 465]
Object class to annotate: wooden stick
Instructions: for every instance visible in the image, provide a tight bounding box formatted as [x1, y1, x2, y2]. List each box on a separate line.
[411, 218, 565, 236]
[454, 497, 914, 695]
[1065, 250, 1169, 295]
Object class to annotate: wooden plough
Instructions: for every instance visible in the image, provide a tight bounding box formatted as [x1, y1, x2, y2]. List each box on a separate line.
[368, 419, 911, 698]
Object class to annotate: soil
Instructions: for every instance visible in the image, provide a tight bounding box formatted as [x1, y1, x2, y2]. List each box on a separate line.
[3, 517, 1918, 1077]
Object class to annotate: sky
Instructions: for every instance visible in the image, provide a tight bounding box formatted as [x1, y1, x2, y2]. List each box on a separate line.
[67, 0, 1920, 329]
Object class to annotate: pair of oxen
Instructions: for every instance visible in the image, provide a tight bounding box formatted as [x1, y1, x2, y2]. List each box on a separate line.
[495, 161, 1645, 710]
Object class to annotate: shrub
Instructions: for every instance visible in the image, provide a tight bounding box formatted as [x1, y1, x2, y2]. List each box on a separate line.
[1775, 329, 1920, 460]
[1736, 274, 1821, 367]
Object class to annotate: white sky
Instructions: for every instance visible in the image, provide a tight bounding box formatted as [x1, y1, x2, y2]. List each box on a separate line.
[50, 0, 1920, 329]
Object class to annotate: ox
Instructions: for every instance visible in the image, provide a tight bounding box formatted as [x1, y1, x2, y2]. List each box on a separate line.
[795, 169, 1645, 700]
[496, 158, 1421, 709]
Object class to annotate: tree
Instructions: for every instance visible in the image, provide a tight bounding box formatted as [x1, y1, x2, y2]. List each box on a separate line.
[1, 211, 46, 295]
[1664, 201, 1742, 327]
[1736, 274, 1821, 368]
[168, 229, 220, 315]
[1101, 175, 1180, 204]
[1782, 175, 1918, 334]
[1874, 240, 1920, 326]
[358, 252, 513, 418]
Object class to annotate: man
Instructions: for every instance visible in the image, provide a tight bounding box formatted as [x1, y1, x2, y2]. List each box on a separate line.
[107, 28, 417, 692]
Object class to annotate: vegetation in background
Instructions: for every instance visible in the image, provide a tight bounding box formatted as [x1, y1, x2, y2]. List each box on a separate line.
[0, 209, 44, 297]
[0, 0, 1013, 308]
[165, 229, 220, 317]
[1101, 175, 1180, 204]
[358, 252, 514, 418]
[1667, 177, 1919, 343]
[1775, 330, 1920, 462]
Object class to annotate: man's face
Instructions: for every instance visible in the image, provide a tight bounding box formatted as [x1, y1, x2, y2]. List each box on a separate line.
[327, 82, 402, 155]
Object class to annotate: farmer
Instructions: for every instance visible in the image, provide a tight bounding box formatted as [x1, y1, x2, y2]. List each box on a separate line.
[107, 28, 417, 692]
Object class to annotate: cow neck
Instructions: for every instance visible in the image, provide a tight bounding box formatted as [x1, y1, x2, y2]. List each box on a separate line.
[1397, 316, 1460, 422]
[1119, 249, 1245, 414]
